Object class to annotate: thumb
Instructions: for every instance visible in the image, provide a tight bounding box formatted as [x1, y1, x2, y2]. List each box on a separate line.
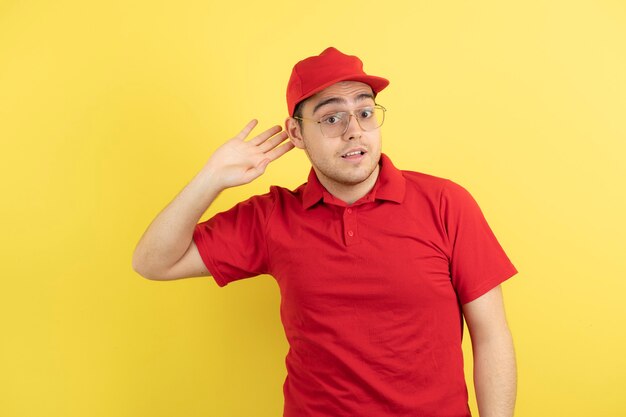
[256, 158, 271, 173]
[241, 158, 271, 184]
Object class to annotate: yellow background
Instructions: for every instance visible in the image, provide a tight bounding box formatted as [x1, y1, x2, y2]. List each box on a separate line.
[1, 0, 625, 416]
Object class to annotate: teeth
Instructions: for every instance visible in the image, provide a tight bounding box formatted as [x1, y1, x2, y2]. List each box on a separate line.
[343, 151, 363, 157]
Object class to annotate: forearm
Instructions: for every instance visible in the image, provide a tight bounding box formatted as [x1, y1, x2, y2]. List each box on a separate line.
[132, 121, 293, 280]
[132, 167, 222, 278]
[472, 327, 517, 417]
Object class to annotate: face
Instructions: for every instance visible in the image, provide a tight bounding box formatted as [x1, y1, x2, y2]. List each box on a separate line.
[286, 81, 382, 192]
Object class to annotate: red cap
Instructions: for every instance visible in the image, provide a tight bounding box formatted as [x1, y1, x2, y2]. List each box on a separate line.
[286, 47, 389, 116]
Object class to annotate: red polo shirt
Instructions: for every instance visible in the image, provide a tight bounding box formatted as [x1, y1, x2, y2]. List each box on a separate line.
[193, 154, 517, 417]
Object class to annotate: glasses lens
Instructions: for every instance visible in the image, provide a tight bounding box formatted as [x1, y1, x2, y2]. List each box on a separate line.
[320, 113, 348, 137]
[359, 106, 385, 131]
[319, 106, 386, 137]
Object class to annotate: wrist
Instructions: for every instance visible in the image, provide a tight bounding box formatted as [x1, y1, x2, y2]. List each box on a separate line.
[180, 166, 223, 209]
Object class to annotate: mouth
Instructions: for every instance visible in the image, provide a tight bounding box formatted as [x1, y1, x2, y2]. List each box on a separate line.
[341, 149, 367, 159]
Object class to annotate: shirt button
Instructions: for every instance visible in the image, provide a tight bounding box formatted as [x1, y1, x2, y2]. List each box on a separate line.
[347, 208, 353, 214]
[347, 230, 354, 237]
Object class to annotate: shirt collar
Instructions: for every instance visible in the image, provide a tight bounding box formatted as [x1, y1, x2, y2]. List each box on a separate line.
[302, 153, 406, 209]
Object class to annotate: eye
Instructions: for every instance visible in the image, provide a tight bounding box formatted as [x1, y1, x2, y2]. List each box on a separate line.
[321, 113, 343, 125]
[357, 108, 374, 119]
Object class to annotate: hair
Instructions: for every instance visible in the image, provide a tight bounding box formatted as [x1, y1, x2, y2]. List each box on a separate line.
[292, 100, 306, 128]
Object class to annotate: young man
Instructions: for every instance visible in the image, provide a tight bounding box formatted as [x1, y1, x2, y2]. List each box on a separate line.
[133, 47, 518, 417]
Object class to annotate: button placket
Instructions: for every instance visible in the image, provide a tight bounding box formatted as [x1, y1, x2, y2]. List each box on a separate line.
[343, 206, 359, 246]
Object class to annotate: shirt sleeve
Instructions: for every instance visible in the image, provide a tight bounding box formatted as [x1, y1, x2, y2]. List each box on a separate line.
[440, 180, 518, 304]
[192, 190, 275, 287]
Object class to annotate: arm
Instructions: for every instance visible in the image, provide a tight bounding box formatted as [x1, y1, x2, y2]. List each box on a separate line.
[462, 285, 517, 417]
[132, 120, 294, 280]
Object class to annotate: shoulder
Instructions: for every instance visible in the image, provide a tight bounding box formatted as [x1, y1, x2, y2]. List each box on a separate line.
[236, 183, 304, 203]
[402, 169, 450, 190]
[401, 169, 470, 201]
[266, 182, 307, 202]
[237, 183, 307, 214]
[399, 169, 482, 223]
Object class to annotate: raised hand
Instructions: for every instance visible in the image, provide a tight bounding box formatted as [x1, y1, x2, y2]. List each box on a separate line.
[203, 120, 295, 190]
[132, 119, 295, 281]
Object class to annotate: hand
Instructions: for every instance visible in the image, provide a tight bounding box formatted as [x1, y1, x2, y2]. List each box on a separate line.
[203, 120, 295, 189]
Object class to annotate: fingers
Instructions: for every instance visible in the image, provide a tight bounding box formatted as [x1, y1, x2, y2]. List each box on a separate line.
[265, 140, 295, 162]
[233, 119, 294, 163]
[248, 124, 283, 146]
[233, 120, 285, 149]
[234, 119, 259, 141]
[258, 130, 289, 153]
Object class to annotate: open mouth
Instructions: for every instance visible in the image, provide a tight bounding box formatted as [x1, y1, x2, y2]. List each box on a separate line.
[341, 150, 366, 158]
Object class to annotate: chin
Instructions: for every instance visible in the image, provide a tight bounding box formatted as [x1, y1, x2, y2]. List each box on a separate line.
[340, 164, 379, 185]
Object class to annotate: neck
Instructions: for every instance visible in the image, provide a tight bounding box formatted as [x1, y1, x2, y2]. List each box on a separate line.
[316, 164, 380, 205]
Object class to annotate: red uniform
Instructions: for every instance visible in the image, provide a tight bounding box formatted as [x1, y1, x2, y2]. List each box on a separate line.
[193, 154, 517, 417]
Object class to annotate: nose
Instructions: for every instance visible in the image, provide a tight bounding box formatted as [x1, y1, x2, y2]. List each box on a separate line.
[342, 114, 363, 140]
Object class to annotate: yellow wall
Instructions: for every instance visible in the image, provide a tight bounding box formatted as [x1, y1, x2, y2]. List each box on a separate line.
[2, 1, 625, 416]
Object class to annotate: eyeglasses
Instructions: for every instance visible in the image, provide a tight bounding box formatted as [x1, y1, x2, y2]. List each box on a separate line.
[294, 105, 387, 138]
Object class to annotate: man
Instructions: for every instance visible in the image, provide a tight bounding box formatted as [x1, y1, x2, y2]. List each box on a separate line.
[133, 47, 517, 417]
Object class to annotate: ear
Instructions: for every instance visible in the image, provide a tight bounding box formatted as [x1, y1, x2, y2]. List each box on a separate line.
[285, 117, 306, 149]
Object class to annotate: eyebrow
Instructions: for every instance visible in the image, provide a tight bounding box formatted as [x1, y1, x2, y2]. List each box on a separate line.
[312, 93, 375, 115]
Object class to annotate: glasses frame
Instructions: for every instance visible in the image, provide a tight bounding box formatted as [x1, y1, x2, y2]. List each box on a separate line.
[293, 104, 387, 138]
